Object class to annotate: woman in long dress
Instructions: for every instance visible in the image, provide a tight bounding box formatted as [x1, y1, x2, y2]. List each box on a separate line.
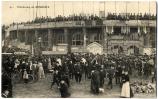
[38, 62, 45, 79]
[121, 71, 130, 98]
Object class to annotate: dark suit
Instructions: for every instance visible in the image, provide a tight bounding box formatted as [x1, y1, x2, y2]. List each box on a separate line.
[91, 70, 100, 94]
[74, 64, 82, 83]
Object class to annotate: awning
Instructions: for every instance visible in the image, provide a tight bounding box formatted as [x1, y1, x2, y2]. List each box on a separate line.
[42, 51, 67, 55]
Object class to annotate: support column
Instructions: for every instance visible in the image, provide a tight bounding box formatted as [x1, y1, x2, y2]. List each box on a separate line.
[35, 30, 38, 42]
[103, 26, 108, 56]
[127, 26, 130, 33]
[144, 26, 147, 34]
[106, 26, 108, 33]
[138, 26, 140, 33]
[34, 30, 38, 55]
[83, 28, 87, 52]
[64, 28, 68, 44]
[24, 30, 27, 44]
[48, 29, 52, 49]
[17, 30, 19, 42]
[111, 26, 114, 34]
[4, 29, 10, 47]
[52, 30, 56, 51]
[64, 28, 68, 53]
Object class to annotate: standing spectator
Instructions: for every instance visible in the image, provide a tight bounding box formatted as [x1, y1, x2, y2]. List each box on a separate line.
[32, 61, 38, 81]
[28, 61, 33, 74]
[90, 69, 100, 94]
[74, 62, 82, 83]
[67, 60, 74, 79]
[42, 59, 47, 73]
[99, 65, 105, 88]
[84, 62, 89, 80]
[38, 62, 45, 79]
[23, 69, 28, 83]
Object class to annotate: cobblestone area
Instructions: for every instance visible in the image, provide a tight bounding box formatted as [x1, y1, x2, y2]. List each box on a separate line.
[13, 74, 156, 98]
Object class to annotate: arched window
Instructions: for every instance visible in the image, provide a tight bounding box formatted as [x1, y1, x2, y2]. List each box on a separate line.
[72, 33, 83, 46]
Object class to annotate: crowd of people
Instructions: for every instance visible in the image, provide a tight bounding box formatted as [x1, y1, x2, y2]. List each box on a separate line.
[9, 13, 156, 26]
[106, 13, 156, 20]
[2, 53, 156, 98]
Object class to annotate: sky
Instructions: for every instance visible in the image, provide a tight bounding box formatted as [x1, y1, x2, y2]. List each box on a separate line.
[2, 1, 157, 25]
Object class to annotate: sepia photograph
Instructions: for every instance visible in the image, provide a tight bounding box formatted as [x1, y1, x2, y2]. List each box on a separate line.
[1, 0, 157, 98]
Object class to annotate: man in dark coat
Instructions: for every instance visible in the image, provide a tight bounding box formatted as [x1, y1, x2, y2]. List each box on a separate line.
[84, 62, 89, 80]
[67, 60, 74, 79]
[99, 65, 105, 88]
[74, 62, 82, 83]
[59, 80, 71, 98]
[91, 69, 100, 94]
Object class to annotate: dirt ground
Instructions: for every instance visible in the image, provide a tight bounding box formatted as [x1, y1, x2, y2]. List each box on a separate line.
[12, 73, 156, 98]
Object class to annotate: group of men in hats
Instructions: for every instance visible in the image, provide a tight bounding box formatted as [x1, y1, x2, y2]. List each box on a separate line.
[2, 53, 155, 98]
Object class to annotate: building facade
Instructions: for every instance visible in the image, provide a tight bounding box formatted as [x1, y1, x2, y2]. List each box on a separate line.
[4, 19, 156, 55]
